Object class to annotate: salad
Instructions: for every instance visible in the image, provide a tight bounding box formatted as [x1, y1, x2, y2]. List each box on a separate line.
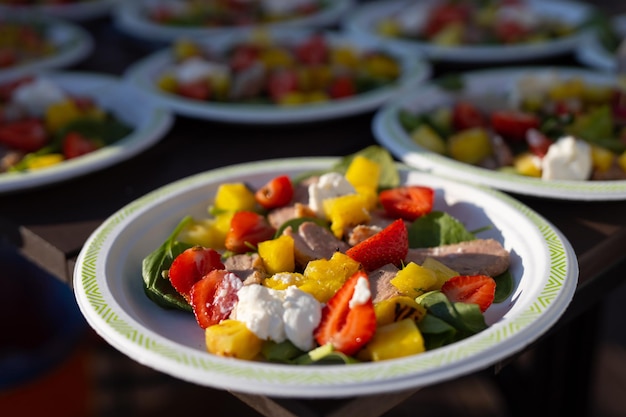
[375, 0, 577, 47]
[156, 32, 402, 106]
[398, 72, 626, 181]
[142, 146, 513, 364]
[0, 75, 131, 173]
[0, 19, 58, 69]
[144, 0, 331, 28]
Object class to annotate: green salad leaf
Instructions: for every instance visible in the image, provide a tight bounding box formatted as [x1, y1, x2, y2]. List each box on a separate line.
[408, 211, 476, 248]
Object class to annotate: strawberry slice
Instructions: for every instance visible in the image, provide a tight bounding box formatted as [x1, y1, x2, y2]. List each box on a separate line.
[379, 185, 434, 221]
[440, 275, 496, 312]
[314, 271, 376, 356]
[346, 218, 408, 271]
[190, 269, 242, 329]
[225, 210, 275, 253]
[168, 246, 225, 302]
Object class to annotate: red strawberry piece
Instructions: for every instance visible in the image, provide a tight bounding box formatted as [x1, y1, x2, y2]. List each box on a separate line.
[190, 269, 242, 329]
[345, 219, 408, 271]
[440, 274, 496, 312]
[224, 211, 275, 253]
[379, 185, 434, 221]
[168, 246, 225, 302]
[314, 271, 376, 356]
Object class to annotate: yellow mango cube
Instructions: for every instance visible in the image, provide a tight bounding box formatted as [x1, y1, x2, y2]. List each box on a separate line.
[301, 252, 360, 302]
[263, 272, 305, 290]
[205, 320, 264, 360]
[345, 155, 381, 191]
[258, 235, 295, 274]
[45, 99, 105, 133]
[376, 18, 401, 38]
[410, 124, 447, 154]
[25, 153, 64, 170]
[447, 127, 492, 164]
[618, 150, 626, 172]
[390, 262, 438, 298]
[177, 215, 232, 250]
[157, 73, 178, 92]
[421, 257, 459, 289]
[374, 296, 427, 326]
[213, 182, 257, 212]
[323, 194, 371, 238]
[358, 319, 425, 361]
[513, 152, 542, 177]
[590, 145, 615, 172]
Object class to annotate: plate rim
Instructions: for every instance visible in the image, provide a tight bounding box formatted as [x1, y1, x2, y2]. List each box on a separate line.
[73, 156, 578, 398]
[122, 28, 432, 124]
[372, 65, 626, 201]
[0, 71, 174, 194]
[0, 0, 121, 21]
[344, 0, 594, 63]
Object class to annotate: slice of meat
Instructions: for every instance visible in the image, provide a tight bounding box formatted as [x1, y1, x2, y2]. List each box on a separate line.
[266, 202, 317, 229]
[223, 253, 267, 285]
[404, 238, 510, 277]
[283, 221, 350, 267]
[367, 264, 401, 303]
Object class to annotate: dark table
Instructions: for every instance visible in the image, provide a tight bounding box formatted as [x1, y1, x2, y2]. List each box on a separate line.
[2, 8, 626, 417]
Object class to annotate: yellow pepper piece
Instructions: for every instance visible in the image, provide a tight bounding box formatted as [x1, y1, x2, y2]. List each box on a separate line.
[157, 73, 178, 93]
[173, 38, 201, 60]
[390, 262, 438, 298]
[374, 296, 427, 326]
[548, 78, 585, 101]
[376, 18, 402, 38]
[45, 99, 105, 133]
[364, 53, 400, 80]
[345, 155, 380, 191]
[213, 182, 257, 212]
[278, 92, 307, 106]
[261, 47, 293, 69]
[25, 153, 64, 170]
[447, 127, 492, 164]
[431, 22, 464, 46]
[323, 193, 371, 238]
[358, 318, 425, 361]
[205, 320, 264, 360]
[331, 46, 359, 69]
[258, 235, 295, 275]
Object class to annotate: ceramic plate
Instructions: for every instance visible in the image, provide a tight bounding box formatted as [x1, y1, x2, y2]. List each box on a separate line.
[0, 71, 173, 194]
[0, 0, 120, 21]
[123, 28, 431, 124]
[576, 15, 626, 72]
[344, 0, 593, 63]
[373, 66, 626, 201]
[73, 157, 577, 398]
[113, 0, 354, 44]
[0, 14, 93, 82]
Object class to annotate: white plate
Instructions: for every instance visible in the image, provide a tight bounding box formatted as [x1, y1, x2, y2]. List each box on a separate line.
[73, 157, 577, 398]
[0, 72, 174, 194]
[123, 28, 431, 124]
[576, 15, 626, 72]
[0, 0, 121, 21]
[0, 14, 93, 82]
[344, 0, 594, 63]
[114, 0, 355, 44]
[373, 66, 626, 201]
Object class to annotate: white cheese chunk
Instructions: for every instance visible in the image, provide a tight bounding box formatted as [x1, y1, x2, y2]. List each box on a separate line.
[174, 57, 229, 84]
[308, 172, 355, 217]
[541, 136, 592, 181]
[348, 276, 371, 309]
[12, 78, 67, 117]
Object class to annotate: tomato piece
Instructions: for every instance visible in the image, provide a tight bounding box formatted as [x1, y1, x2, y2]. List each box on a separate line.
[424, 3, 469, 37]
[229, 44, 261, 72]
[255, 175, 294, 210]
[0, 49, 16, 68]
[313, 271, 377, 356]
[328, 76, 356, 99]
[62, 132, 100, 159]
[346, 219, 409, 271]
[452, 101, 484, 131]
[176, 80, 211, 101]
[441, 274, 496, 313]
[225, 211, 276, 253]
[0, 75, 34, 102]
[0, 118, 48, 152]
[295, 33, 328, 65]
[189, 269, 242, 329]
[168, 246, 225, 302]
[490, 110, 540, 142]
[494, 20, 530, 44]
[525, 128, 553, 158]
[379, 185, 434, 221]
[267, 69, 298, 102]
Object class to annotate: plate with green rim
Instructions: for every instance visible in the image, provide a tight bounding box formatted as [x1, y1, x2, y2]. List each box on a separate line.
[73, 156, 577, 398]
[373, 66, 626, 201]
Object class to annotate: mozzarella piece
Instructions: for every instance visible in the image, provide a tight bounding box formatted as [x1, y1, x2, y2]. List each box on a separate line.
[12, 78, 67, 117]
[174, 57, 229, 84]
[308, 172, 356, 217]
[541, 136, 592, 181]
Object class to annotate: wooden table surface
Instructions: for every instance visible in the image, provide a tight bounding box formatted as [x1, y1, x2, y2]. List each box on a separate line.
[2, 3, 626, 416]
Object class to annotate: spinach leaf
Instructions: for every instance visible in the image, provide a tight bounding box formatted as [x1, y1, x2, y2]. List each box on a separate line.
[493, 270, 514, 303]
[417, 313, 457, 350]
[55, 117, 132, 146]
[408, 211, 476, 248]
[142, 216, 194, 312]
[261, 340, 304, 363]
